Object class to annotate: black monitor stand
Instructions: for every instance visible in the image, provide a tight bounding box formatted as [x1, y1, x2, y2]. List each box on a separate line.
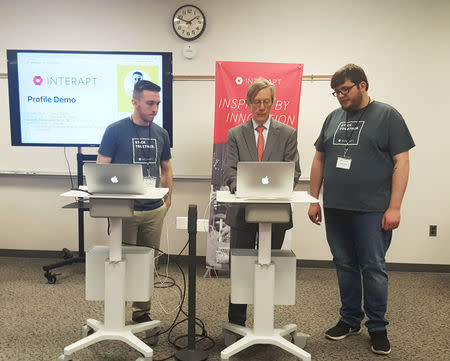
[42, 148, 97, 284]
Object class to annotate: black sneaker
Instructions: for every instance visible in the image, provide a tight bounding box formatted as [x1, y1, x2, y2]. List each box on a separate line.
[370, 330, 391, 355]
[325, 320, 362, 340]
[132, 313, 152, 323]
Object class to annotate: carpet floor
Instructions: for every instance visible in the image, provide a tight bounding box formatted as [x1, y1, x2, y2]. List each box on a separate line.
[0, 257, 448, 361]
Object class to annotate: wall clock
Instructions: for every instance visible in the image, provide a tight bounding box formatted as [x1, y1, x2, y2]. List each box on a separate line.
[172, 5, 206, 41]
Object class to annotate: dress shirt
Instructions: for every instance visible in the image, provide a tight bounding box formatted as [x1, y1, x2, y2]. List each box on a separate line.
[251, 118, 270, 150]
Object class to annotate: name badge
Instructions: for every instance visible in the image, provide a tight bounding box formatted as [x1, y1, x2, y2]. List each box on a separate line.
[144, 177, 156, 188]
[336, 157, 352, 170]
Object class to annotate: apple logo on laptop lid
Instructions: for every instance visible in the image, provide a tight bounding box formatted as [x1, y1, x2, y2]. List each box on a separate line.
[261, 176, 270, 185]
[110, 176, 119, 184]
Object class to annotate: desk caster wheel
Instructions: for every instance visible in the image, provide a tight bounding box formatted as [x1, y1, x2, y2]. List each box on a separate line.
[223, 329, 242, 347]
[291, 332, 309, 348]
[81, 324, 93, 338]
[58, 354, 73, 361]
[45, 273, 57, 284]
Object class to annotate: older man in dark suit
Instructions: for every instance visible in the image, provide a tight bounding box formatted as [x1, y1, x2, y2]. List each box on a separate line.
[224, 77, 301, 326]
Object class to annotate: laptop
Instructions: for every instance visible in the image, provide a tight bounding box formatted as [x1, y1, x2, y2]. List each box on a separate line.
[84, 163, 145, 195]
[235, 161, 294, 199]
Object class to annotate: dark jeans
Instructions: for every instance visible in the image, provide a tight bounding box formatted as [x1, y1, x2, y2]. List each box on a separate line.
[324, 208, 392, 332]
[228, 226, 285, 326]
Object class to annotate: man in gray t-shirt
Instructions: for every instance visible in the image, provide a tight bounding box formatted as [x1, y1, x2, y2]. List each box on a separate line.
[97, 80, 173, 324]
[308, 64, 414, 356]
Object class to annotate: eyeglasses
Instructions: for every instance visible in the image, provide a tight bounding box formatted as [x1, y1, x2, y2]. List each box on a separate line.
[252, 99, 272, 107]
[332, 84, 357, 97]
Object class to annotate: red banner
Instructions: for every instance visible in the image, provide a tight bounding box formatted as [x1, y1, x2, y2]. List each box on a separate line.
[205, 61, 304, 272]
[214, 61, 303, 144]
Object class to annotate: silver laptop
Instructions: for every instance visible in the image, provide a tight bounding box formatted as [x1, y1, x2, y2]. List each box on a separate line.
[84, 163, 145, 195]
[235, 162, 294, 199]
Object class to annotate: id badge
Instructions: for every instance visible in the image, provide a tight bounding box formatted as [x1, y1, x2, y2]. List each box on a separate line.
[144, 177, 156, 188]
[336, 157, 352, 170]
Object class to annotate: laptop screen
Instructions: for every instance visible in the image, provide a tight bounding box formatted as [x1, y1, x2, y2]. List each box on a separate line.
[235, 162, 294, 199]
[84, 163, 145, 194]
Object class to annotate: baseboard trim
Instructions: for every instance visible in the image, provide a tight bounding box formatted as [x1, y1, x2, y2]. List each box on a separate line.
[1, 249, 449, 273]
[296, 259, 450, 273]
[384, 262, 450, 273]
[0, 249, 73, 258]
[296, 259, 334, 269]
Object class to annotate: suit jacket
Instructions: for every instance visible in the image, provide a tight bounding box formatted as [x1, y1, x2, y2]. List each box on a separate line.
[223, 116, 301, 230]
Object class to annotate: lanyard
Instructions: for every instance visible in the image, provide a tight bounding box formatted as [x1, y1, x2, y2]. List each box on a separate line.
[131, 117, 153, 177]
[343, 98, 371, 157]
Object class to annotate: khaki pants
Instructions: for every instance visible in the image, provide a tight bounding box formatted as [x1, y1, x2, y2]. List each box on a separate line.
[122, 204, 167, 318]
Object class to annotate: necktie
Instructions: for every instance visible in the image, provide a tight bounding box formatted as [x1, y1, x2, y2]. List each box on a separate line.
[256, 125, 265, 162]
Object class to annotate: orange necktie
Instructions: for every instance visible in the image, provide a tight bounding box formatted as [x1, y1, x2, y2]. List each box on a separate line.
[256, 125, 265, 162]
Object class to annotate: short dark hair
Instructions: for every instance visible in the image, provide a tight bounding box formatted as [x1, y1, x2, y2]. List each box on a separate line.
[331, 64, 369, 91]
[133, 80, 161, 99]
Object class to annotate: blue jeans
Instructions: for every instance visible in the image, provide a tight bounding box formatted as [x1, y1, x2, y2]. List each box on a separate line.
[324, 208, 392, 332]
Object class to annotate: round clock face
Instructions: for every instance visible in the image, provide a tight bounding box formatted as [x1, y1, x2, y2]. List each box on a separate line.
[172, 5, 206, 41]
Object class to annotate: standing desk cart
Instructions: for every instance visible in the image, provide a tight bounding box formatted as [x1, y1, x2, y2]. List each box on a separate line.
[217, 190, 318, 361]
[59, 188, 168, 361]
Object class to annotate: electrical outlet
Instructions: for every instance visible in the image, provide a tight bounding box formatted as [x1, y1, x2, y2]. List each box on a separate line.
[429, 225, 437, 237]
[197, 219, 209, 232]
[176, 216, 188, 230]
[176, 217, 209, 232]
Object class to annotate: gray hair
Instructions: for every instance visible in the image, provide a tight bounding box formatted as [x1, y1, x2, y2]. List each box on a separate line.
[246, 77, 275, 105]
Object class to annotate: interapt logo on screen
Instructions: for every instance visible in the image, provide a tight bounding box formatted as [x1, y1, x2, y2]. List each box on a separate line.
[33, 76, 43, 85]
[32, 75, 97, 86]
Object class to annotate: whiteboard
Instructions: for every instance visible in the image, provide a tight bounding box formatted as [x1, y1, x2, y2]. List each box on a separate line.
[0, 77, 336, 178]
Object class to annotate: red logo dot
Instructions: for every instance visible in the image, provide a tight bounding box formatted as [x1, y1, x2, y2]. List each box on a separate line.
[33, 76, 43, 86]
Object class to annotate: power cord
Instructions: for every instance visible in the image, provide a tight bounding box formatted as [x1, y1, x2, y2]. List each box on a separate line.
[109, 197, 217, 359]
[120, 241, 215, 360]
[63, 147, 74, 190]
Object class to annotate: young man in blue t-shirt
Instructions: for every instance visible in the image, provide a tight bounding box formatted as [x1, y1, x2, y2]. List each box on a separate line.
[97, 80, 173, 323]
[308, 64, 415, 355]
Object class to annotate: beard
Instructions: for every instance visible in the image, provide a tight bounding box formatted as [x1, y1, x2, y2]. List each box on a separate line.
[136, 108, 155, 125]
[340, 90, 364, 111]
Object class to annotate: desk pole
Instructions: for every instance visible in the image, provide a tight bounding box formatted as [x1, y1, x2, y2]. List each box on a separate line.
[109, 217, 122, 262]
[258, 223, 272, 265]
[175, 205, 209, 361]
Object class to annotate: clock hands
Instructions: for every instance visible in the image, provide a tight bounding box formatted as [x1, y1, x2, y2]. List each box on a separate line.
[186, 15, 199, 25]
[176, 15, 200, 26]
[176, 15, 187, 23]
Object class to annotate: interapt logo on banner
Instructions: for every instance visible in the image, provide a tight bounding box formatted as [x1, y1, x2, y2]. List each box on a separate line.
[214, 61, 304, 144]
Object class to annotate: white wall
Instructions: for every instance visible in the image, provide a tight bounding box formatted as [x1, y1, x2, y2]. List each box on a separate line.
[0, 0, 449, 265]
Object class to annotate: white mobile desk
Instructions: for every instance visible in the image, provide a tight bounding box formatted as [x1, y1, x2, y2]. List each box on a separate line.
[216, 190, 318, 361]
[58, 188, 168, 361]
